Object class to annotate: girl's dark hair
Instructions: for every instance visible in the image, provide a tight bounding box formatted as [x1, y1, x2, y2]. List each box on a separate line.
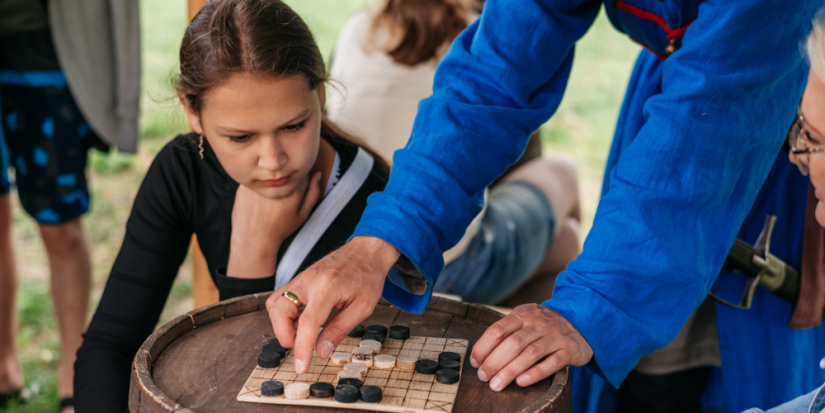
[371, 0, 468, 67]
[176, 0, 386, 167]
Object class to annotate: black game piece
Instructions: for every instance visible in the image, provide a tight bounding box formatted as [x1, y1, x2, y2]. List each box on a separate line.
[436, 368, 460, 385]
[334, 384, 359, 403]
[337, 378, 363, 389]
[258, 351, 281, 368]
[347, 325, 366, 338]
[388, 325, 410, 340]
[365, 325, 388, 337]
[439, 359, 461, 372]
[268, 337, 281, 347]
[310, 382, 334, 398]
[415, 359, 439, 374]
[438, 351, 461, 363]
[359, 385, 383, 403]
[362, 332, 385, 344]
[262, 343, 287, 358]
[261, 380, 284, 396]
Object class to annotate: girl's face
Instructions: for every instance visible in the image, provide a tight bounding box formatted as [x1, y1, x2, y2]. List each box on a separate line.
[183, 73, 325, 200]
[799, 70, 825, 225]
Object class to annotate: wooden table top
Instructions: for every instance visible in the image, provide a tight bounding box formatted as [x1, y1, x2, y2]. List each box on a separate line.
[130, 293, 571, 413]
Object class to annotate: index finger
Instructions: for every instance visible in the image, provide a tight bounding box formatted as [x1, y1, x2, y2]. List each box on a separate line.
[470, 314, 523, 369]
[293, 298, 335, 375]
[267, 286, 299, 348]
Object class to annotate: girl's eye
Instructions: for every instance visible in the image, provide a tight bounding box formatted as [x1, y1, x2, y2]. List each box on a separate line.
[284, 121, 306, 132]
[229, 134, 251, 143]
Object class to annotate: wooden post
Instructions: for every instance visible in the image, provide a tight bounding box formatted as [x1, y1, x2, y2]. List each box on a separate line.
[189, 0, 220, 308]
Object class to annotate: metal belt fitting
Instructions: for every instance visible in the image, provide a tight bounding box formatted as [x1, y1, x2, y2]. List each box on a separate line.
[711, 215, 799, 309]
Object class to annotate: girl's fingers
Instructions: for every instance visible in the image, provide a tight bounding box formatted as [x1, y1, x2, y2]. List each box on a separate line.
[487, 336, 556, 391]
[477, 328, 543, 384]
[470, 314, 523, 369]
[299, 172, 322, 219]
[515, 351, 569, 388]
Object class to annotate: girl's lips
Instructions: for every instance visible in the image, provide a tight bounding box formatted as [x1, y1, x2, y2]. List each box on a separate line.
[261, 175, 290, 187]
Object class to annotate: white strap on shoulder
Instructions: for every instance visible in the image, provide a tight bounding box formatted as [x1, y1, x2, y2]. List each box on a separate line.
[275, 147, 374, 290]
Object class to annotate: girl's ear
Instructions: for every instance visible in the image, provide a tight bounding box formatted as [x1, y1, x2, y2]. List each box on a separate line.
[179, 94, 204, 134]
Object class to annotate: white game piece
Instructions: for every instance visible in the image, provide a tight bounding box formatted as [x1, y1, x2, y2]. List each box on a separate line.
[351, 347, 374, 367]
[338, 368, 362, 381]
[397, 355, 418, 370]
[284, 382, 310, 400]
[374, 354, 397, 369]
[359, 339, 382, 353]
[330, 352, 351, 366]
[344, 362, 369, 374]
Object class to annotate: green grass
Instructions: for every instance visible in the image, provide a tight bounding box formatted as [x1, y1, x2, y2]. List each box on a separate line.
[5, 1, 637, 411]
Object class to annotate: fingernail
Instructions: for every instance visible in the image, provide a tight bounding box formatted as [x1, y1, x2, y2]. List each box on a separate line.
[470, 357, 479, 368]
[490, 377, 502, 391]
[517, 374, 531, 386]
[295, 359, 305, 374]
[478, 370, 488, 382]
[320, 341, 334, 358]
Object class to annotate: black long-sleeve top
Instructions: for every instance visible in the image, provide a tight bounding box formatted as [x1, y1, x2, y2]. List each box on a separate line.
[74, 134, 388, 412]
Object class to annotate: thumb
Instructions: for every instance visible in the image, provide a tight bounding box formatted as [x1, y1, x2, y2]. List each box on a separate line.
[299, 172, 323, 219]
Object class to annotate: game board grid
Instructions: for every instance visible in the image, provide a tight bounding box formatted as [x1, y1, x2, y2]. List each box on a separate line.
[238, 336, 468, 413]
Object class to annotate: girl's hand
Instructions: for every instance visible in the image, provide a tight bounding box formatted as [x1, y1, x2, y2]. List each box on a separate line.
[470, 304, 593, 391]
[226, 172, 322, 278]
[266, 236, 400, 374]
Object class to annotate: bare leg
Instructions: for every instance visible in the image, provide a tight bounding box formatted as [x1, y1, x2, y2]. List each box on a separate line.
[0, 195, 24, 395]
[498, 157, 582, 308]
[39, 218, 91, 412]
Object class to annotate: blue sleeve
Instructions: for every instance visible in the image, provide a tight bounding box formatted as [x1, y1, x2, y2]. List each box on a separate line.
[351, 0, 602, 313]
[545, 1, 818, 387]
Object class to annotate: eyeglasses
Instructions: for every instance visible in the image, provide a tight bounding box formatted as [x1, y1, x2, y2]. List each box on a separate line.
[789, 96, 825, 176]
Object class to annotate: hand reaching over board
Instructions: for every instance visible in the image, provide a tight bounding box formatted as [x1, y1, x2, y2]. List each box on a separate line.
[266, 236, 401, 375]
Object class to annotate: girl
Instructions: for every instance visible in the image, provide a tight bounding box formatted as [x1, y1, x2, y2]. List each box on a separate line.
[73, 0, 388, 410]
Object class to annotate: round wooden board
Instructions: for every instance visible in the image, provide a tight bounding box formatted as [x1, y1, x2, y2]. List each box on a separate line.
[129, 293, 572, 413]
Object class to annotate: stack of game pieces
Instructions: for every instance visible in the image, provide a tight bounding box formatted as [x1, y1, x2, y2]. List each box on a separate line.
[258, 338, 286, 368]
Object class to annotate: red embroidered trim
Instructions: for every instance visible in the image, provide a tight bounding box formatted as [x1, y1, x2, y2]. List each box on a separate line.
[616, 1, 693, 40]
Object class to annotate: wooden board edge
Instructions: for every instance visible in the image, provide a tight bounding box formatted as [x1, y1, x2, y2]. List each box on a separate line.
[465, 304, 505, 326]
[146, 314, 195, 361]
[516, 367, 571, 413]
[425, 297, 469, 318]
[224, 294, 259, 318]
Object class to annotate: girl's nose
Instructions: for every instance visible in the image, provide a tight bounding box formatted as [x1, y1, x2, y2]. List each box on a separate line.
[258, 138, 287, 171]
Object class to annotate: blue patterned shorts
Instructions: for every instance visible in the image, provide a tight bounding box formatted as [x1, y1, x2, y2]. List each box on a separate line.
[0, 71, 93, 224]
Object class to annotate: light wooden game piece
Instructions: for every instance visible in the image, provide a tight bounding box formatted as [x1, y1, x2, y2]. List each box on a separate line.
[284, 382, 310, 399]
[338, 368, 362, 381]
[397, 354, 418, 370]
[374, 354, 397, 369]
[330, 352, 351, 366]
[344, 362, 369, 374]
[359, 339, 382, 353]
[351, 348, 374, 367]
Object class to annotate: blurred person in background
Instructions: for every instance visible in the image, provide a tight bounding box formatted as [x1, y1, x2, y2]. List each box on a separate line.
[0, 0, 139, 411]
[327, 0, 582, 308]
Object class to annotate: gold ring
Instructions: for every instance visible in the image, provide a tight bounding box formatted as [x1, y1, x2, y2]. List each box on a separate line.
[282, 291, 304, 309]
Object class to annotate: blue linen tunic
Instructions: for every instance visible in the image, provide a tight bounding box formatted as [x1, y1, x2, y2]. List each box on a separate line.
[351, 0, 825, 411]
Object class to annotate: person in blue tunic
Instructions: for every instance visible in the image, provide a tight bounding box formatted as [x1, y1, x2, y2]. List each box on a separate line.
[266, 1, 825, 412]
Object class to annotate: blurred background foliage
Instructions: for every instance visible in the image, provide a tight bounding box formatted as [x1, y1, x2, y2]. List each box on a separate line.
[3, 0, 638, 410]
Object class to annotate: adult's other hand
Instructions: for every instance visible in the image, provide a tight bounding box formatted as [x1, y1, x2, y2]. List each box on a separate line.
[266, 236, 400, 374]
[470, 304, 593, 391]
